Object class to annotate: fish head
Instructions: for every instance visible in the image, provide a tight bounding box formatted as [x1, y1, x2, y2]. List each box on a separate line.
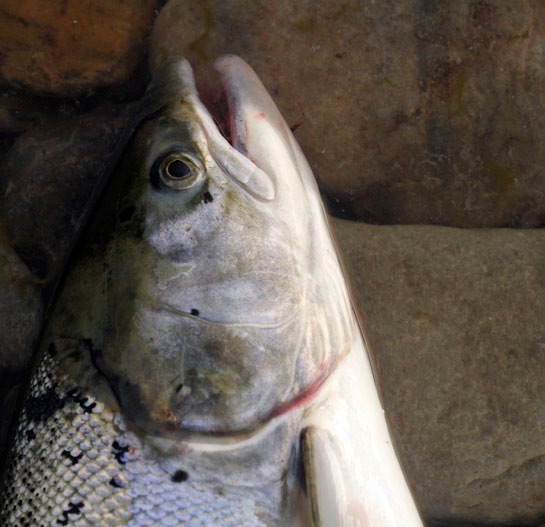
[64, 56, 355, 437]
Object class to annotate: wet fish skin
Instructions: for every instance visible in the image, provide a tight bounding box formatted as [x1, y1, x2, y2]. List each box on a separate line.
[0, 55, 423, 526]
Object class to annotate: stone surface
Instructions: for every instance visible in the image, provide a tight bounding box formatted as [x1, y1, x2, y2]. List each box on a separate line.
[1, 103, 134, 283]
[0, 0, 159, 96]
[150, 0, 545, 228]
[0, 225, 42, 371]
[0, 103, 133, 453]
[333, 218, 545, 525]
[0, 222, 42, 451]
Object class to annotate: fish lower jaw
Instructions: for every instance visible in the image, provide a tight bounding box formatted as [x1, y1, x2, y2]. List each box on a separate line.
[143, 407, 305, 457]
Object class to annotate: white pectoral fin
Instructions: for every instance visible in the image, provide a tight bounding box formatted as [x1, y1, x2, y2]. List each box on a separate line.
[302, 333, 424, 527]
[302, 426, 365, 527]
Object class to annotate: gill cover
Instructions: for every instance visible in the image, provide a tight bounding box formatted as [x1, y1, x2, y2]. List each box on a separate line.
[46, 56, 355, 436]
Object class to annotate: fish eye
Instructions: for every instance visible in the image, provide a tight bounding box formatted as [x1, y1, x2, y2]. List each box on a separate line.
[150, 151, 204, 190]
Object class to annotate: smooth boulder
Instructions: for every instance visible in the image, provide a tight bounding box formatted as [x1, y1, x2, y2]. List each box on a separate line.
[333, 218, 545, 525]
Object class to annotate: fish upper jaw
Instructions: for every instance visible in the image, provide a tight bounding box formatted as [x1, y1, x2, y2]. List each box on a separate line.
[164, 57, 279, 203]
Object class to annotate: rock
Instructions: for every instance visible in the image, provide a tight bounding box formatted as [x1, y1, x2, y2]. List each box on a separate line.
[0, 223, 42, 450]
[1, 103, 135, 284]
[333, 218, 545, 525]
[0, 0, 159, 97]
[150, 0, 545, 228]
[0, 225, 42, 371]
[0, 103, 134, 450]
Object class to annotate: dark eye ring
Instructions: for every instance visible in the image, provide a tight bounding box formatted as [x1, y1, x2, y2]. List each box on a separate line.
[150, 152, 204, 190]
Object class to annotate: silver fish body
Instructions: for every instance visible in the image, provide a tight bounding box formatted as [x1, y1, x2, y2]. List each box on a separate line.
[1, 56, 423, 526]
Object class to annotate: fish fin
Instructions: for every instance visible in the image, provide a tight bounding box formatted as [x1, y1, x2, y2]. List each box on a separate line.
[302, 426, 367, 527]
[300, 336, 423, 526]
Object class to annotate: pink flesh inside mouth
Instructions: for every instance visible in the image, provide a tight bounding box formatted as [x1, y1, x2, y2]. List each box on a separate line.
[197, 70, 235, 148]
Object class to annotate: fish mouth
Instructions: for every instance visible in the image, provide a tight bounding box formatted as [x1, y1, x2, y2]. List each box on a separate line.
[206, 55, 273, 159]
[197, 55, 286, 202]
[148, 55, 299, 202]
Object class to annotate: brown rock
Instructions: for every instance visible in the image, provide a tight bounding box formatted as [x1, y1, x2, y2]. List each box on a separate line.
[0, 0, 159, 96]
[333, 218, 545, 525]
[149, 0, 545, 228]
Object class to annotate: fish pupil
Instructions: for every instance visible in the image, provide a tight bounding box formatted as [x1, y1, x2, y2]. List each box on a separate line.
[167, 159, 191, 179]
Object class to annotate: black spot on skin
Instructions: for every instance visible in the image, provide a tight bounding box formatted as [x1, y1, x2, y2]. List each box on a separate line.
[56, 501, 84, 525]
[66, 386, 96, 413]
[190, 308, 200, 316]
[25, 429, 36, 441]
[109, 477, 125, 489]
[83, 401, 96, 413]
[203, 191, 213, 203]
[26, 386, 64, 423]
[112, 440, 130, 464]
[61, 450, 83, 466]
[171, 470, 189, 483]
[77, 397, 97, 414]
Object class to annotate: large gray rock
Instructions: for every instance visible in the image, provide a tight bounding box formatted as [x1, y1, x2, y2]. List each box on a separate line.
[333, 218, 545, 525]
[0, 226, 42, 371]
[150, 0, 545, 228]
[0, 224, 42, 449]
[1, 104, 134, 282]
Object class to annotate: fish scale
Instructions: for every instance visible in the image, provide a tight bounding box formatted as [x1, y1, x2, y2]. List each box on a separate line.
[1, 351, 270, 526]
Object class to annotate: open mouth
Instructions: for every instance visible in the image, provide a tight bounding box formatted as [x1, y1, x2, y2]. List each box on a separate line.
[199, 78, 233, 146]
[185, 55, 278, 202]
[187, 56, 245, 156]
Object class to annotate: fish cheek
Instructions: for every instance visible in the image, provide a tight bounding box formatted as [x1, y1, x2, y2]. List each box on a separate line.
[174, 322, 301, 433]
[184, 338, 251, 403]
